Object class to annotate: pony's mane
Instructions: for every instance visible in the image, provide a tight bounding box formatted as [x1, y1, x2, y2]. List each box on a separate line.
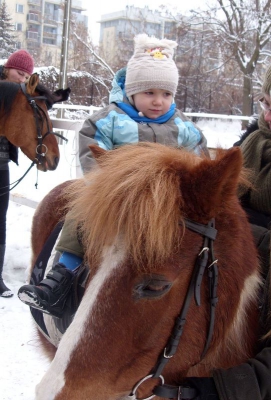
[0, 81, 20, 116]
[0, 81, 55, 117]
[65, 144, 246, 268]
[65, 144, 202, 267]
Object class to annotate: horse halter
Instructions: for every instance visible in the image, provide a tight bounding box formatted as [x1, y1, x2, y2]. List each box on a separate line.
[129, 218, 219, 400]
[20, 82, 68, 165]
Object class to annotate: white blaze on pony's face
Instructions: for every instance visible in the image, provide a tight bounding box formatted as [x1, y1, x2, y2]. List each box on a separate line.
[35, 240, 127, 400]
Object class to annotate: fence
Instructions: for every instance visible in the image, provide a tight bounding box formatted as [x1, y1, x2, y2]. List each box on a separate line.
[51, 104, 253, 121]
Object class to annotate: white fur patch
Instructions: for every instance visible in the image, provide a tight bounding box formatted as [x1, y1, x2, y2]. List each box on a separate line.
[35, 240, 126, 400]
[220, 270, 262, 360]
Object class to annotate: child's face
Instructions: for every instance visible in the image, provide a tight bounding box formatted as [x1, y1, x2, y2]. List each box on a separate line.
[133, 89, 173, 119]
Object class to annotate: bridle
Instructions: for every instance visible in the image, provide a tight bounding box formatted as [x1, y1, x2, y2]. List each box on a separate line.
[1, 83, 68, 193]
[128, 218, 219, 400]
[20, 82, 67, 165]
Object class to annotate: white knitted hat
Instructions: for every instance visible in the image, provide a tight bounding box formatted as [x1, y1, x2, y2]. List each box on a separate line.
[125, 34, 179, 98]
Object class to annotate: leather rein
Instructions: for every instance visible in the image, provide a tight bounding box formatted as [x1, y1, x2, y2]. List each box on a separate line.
[3, 83, 68, 193]
[128, 218, 219, 400]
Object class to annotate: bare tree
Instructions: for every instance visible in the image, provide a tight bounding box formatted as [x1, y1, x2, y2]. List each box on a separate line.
[190, 0, 271, 117]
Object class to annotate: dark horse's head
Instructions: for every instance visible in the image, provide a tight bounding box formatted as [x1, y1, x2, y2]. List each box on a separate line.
[0, 73, 70, 171]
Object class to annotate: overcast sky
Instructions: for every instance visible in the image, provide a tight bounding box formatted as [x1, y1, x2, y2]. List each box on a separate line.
[81, 0, 208, 43]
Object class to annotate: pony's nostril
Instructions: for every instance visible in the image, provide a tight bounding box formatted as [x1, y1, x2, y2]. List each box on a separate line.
[55, 157, 59, 167]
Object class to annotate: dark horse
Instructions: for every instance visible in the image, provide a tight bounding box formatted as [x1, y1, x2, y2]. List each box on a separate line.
[29, 143, 263, 400]
[0, 73, 70, 172]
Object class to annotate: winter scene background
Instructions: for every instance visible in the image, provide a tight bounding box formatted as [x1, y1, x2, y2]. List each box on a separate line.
[0, 115, 245, 400]
[1, 0, 270, 396]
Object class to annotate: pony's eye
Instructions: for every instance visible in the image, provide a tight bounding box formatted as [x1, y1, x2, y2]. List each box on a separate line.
[134, 277, 172, 299]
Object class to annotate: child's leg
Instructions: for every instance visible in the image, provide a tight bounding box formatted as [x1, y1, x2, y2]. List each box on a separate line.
[18, 215, 83, 317]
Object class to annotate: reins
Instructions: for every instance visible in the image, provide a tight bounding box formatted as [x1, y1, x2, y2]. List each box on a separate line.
[0, 83, 68, 195]
[129, 218, 219, 400]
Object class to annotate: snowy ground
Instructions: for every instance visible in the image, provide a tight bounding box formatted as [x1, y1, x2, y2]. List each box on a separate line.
[0, 119, 242, 399]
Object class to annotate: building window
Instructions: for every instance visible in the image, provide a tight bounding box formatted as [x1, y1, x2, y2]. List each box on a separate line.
[27, 31, 38, 39]
[16, 42, 22, 49]
[28, 13, 39, 22]
[16, 4, 24, 13]
[43, 37, 56, 45]
[15, 23, 23, 31]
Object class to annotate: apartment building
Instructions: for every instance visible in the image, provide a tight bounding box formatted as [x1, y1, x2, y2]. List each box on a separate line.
[4, 0, 87, 66]
[98, 6, 178, 66]
[98, 6, 222, 88]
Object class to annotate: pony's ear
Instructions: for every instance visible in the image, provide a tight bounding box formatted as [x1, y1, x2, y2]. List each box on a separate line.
[181, 147, 243, 220]
[88, 144, 107, 161]
[26, 73, 40, 95]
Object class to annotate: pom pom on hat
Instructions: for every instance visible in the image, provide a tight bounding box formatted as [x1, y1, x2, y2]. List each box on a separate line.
[125, 34, 179, 98]
[5, 50, 34, 75]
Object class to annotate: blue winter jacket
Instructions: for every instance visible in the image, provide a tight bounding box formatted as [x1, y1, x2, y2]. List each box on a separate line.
[79, 68, 209, 173]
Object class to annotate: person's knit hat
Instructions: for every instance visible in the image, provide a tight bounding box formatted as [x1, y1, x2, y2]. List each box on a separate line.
[125, 34, 179, 98]
[5, 50, 34, 75]
[262, 64, 271, 96]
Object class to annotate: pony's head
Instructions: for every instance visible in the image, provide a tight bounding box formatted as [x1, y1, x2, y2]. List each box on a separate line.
[0, 73, 69, 171]
[36, 143, 260, 400]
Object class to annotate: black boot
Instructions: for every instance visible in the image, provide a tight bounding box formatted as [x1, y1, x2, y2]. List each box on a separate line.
[0, 244, 13, 298]
[17, 263, 75, 318]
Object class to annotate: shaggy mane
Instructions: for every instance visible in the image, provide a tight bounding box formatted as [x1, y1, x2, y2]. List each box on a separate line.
[65, 143, 197, 267]
[0, 81, 20, 116]
[64, 144, 246, 268]
[0, 80, 57, 118]
[64, 143, 251, 266]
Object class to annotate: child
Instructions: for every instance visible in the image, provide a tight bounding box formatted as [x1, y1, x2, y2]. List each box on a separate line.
[18, 34, 209, 317]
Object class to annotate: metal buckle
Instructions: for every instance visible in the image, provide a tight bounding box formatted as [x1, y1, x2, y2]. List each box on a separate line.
[130, 374, 165, 400]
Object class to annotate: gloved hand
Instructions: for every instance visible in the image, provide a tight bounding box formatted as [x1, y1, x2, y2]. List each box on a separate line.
[184, 377, 219, 400]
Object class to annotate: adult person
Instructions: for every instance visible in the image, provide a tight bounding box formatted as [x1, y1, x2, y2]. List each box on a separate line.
[18, 33, 209, 317]
[0, 49, 34, 297]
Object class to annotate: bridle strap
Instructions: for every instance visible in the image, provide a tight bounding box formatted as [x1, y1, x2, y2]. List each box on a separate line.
[185, 219, 217, 241]
[130, 218, 219, 400]
[20, 82, 68, 164]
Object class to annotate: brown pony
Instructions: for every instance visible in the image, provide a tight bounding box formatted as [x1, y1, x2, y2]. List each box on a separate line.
[0, 73, 67, 171]
[31, 143, 262, 400]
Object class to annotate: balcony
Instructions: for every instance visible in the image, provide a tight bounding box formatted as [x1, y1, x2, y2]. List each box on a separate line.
[26, 30, 39, 40]
[43, 31, 57, 39]
[28, 6, 41, 13]
[28, 0, 41, 5]
[27, 13, 41, 23]
[44, 15, 58, 26]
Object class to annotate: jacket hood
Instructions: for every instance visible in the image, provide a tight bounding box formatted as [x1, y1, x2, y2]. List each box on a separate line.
[109, 67, 130, 105]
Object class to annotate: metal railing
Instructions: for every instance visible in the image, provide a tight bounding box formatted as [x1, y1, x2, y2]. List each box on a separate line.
[51, 104, 253, 121]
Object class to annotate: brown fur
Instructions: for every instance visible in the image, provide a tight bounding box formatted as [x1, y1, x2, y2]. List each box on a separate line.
[0, 74, 59, 171]
[31, 143, 262, 400]
[65, 144, 248, 269]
